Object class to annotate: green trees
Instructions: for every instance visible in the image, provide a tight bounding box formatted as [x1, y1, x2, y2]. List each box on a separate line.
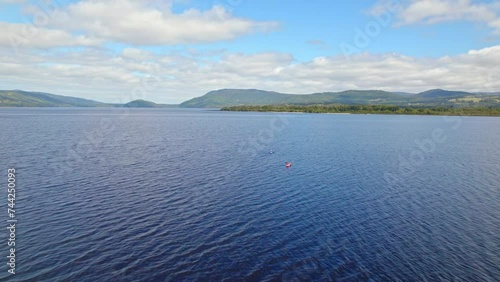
[221, 104, 500, 116]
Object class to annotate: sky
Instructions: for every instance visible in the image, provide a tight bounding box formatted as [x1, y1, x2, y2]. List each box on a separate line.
[0, 0, 499, 103]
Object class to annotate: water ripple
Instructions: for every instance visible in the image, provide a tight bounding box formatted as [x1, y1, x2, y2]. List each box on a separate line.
[0, 109, 499, 281]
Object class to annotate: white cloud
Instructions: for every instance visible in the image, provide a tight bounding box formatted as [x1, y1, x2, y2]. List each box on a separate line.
[371, 0, 500, 34]
[2, 0, 498, 104]
[121, 48, 153, 61]
[0, 0, 277, 50]
[1, 45, 499, 103]
[0, 0, 27, 3]
[33, 0, 279, 45]
[0, 22, 103, 51]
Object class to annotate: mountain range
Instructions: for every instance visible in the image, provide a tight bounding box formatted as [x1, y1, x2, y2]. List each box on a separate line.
[0, 90, 175, 108]
[1, 89, 499, 108]
[0, 90, 108, 107]
[179, 89, 500, 108]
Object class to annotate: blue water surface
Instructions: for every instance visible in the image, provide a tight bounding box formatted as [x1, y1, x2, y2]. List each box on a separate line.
[0, 108, 499, 281]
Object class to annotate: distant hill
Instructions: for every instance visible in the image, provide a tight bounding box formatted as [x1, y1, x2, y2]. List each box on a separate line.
[179, 89, 291, 108]
[179, 89, 411, 108]
[122, 99, 178, 108]
[123, 99, 158, 108]
[474, 92, 500, 96]
[180, 88, 500, 108]
[0, 90, 107, 107]
[310, 90, 409, 105]
[0, 90, 178, 108]
[416, 89, 471, 98]
[1, 89, 498, 108]
[392, 92, 415, 96]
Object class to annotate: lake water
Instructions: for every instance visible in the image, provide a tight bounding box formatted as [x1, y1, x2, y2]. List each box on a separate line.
[0, 108, 499, 281]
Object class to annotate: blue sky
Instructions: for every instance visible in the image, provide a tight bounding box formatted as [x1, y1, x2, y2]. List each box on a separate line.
[0, 0, 499, 103]
[186, 0, 496, 59]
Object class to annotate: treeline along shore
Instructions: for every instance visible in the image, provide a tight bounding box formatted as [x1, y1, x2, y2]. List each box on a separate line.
[221, 104, 500, 116]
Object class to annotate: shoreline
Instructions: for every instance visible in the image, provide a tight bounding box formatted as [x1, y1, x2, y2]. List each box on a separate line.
[220, 104, 500, 117]
[221, 109, 500, 117]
